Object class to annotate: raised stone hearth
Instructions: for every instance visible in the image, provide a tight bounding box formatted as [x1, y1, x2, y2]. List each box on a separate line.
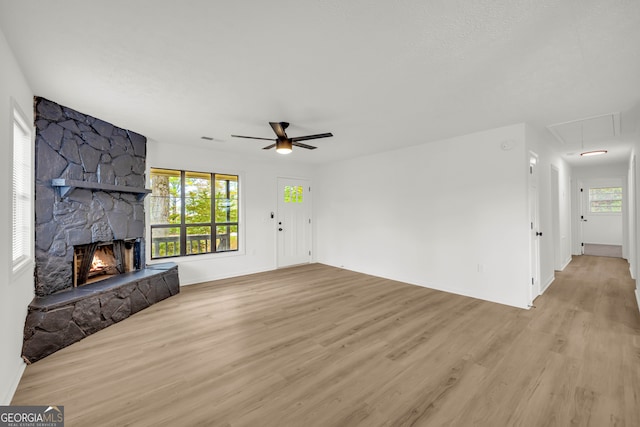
[23, 263, 179, 363]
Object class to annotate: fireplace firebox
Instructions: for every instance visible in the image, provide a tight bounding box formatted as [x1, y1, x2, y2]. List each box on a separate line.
[73, 239, 141, 286]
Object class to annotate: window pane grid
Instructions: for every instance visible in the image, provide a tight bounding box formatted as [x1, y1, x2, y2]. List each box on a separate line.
[150, 169, 238, 259]
[284, 185, 303, 203]
[589, 187, 622, 213]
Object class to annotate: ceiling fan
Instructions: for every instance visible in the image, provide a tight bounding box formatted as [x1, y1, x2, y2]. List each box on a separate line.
[231, 122, 333, 154]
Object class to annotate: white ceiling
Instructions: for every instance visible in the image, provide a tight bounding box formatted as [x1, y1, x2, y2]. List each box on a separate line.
[0, 0, 639, 165]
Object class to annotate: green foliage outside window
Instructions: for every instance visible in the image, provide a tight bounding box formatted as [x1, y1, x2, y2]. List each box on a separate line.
[150, 168, 239, 258]
[589, 187, 622, 213]
[284, 185, 303, 203]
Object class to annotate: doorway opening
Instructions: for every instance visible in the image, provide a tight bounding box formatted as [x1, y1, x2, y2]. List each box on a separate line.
[578, 179, 624, 258]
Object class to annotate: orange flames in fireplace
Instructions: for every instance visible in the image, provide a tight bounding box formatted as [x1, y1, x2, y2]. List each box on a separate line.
[91, 252, 107, 272]
[88, 247, 117, 277]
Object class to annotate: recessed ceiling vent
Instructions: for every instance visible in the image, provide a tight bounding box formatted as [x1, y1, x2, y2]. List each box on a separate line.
[547, 112, 620, 146]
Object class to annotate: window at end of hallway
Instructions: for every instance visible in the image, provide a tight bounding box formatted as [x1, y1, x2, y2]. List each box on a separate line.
[589, 187, 622, 213]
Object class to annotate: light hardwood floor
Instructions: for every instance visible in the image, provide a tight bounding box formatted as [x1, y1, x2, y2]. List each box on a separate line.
[12, 256, 640, 426]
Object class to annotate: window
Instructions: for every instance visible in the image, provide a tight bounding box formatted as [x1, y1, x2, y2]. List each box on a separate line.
[589, 187, 622, 213]
[149, 168, 238, 258]
[12, 103, 32, 271]
[284, 185, 303, 203]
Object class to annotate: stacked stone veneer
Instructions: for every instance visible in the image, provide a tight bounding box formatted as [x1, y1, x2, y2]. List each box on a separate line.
[34, 97, 147, 296]
[25, 97, 180, 363]
[23, 264, 179, 363]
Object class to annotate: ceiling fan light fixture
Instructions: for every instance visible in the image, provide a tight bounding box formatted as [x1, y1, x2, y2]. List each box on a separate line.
[231, 121, 332, 153]
[276, 139, 292, 154]
[580, 150, 608, 157]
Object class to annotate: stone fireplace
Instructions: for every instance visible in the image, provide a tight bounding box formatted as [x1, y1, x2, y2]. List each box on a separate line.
[23, 97, 179, 363]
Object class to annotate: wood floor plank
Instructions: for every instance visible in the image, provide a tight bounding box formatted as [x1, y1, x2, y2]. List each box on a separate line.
[11, 257, 640, 426]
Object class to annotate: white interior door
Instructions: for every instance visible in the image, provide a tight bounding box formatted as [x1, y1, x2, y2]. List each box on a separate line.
[529, 154, 541, 303]
[551, 166, 562, 270]
[277, 178, 312, 268]
[578, 180, 587, 254]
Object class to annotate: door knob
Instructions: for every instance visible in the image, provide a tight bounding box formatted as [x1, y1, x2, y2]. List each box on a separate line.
[278, 228, 283, 231]
[536, 231, 543, 236]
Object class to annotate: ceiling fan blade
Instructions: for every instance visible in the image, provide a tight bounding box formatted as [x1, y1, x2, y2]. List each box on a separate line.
[290, 132, 333, 142]
[292, 142, 317, 150]
[269, 122, 289, 139]
[262, 143, 276, 150]
[231, 135, 276, 141]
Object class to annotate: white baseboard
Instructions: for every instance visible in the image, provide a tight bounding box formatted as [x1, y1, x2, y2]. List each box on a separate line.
[560, 256, 572, 271]
[178, 266, 275, 287]
[1, 360, 25, 405]
[636, 289, 640, 316]
[540, 274, 555, 294]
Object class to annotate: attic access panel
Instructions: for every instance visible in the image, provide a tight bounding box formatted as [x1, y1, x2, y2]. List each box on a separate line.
[547, 113, 620, 147]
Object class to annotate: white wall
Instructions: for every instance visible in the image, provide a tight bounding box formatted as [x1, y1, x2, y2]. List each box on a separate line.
[0, 28, 34, 404]
[315, 124, 531, 309]
[626, 102, 640, 311]
[571, 163, 628, 255]
[629, 152, 638, 279]
[634, 150, 640, 312]
[146, 140, 317, 285]
[555, 160, 573, 270]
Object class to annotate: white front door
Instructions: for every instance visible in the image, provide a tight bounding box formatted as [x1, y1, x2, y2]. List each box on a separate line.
[277, 178, 312, 268]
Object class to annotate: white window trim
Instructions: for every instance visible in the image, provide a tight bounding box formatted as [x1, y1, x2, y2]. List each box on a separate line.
[11, 98, 33, 276]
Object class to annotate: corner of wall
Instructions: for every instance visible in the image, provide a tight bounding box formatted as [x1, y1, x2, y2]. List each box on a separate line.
[541, 273, 555, 295]
[1, 362, 25, 405]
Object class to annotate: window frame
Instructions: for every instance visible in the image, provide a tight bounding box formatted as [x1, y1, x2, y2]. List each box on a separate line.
[11, 99, 33, 274]
[149, 168, 240, 259]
